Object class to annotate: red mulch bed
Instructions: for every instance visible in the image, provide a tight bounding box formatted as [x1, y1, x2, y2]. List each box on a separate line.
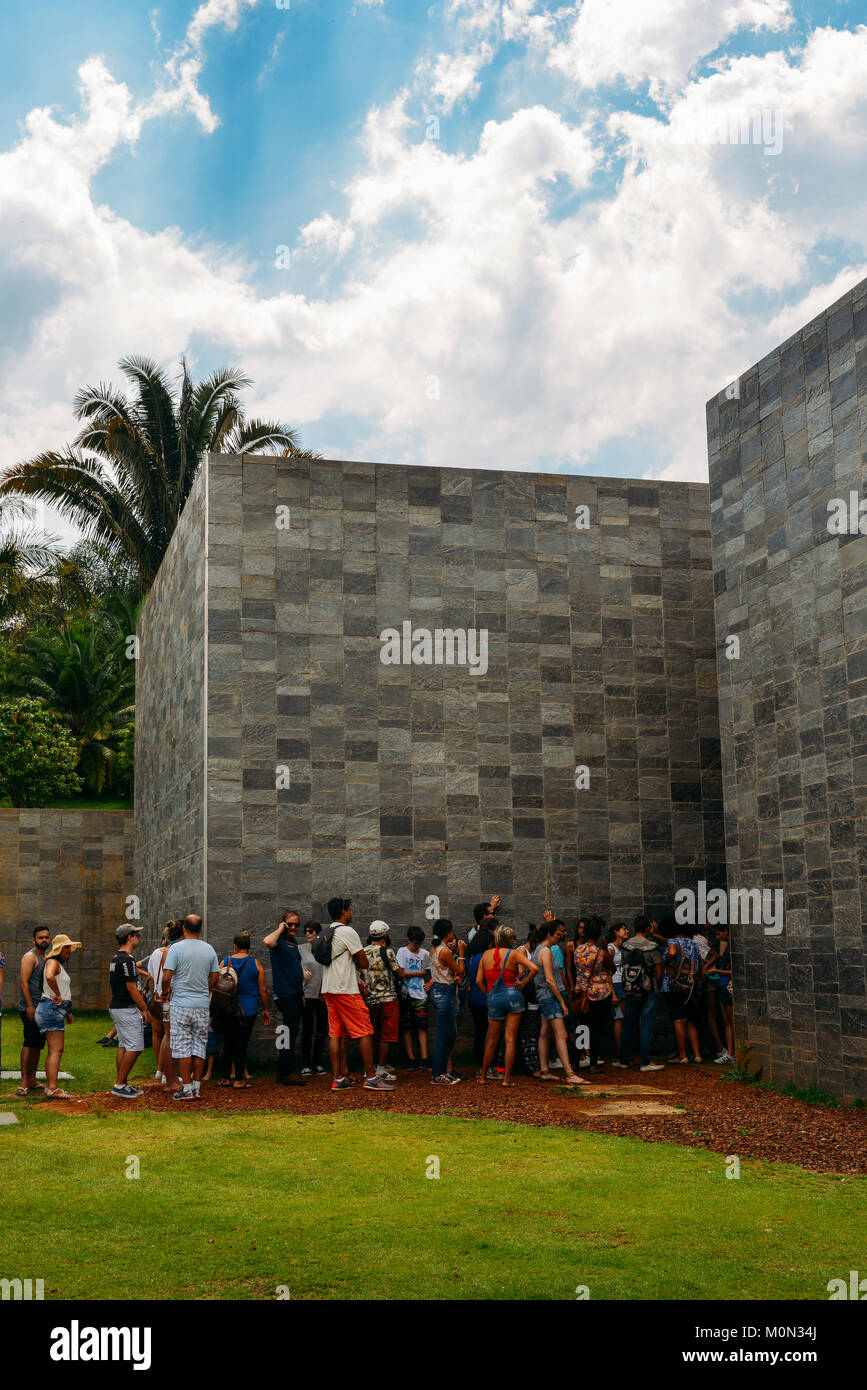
[34, 1064, 867, 1175]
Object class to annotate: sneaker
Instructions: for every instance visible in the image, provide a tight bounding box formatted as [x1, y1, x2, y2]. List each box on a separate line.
[314, 1065, 327, 1075]
[363, 1076, 394, 1091]
[549, 1058, 564, 1069]
[331, 1077, 355, 1091]
[111, 1084, 141, 1100]
[172, 1088, 199, 1100]
[430, 1073, 460, 1085]
[153, 1070, 164, 1082]
[405, 1059, 419, 1070]
[485, 1067, 500, 1080]
[446, 1071, 463, 1083]
[418, 1059, 432, 1070]
[578, 1057, 592, 1068]
[300, 1067, 313, 1077]
[611, 1060, 628, 1068]
[713, 1051, 728, 1064]
[640, 1063, 665, 1072]
[95, 1035, 113, 1046]
[719, 1051, 735, 1065]
[376, 1067, 397, 1082]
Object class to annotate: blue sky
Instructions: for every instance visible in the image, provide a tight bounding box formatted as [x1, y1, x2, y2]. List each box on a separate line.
[2, 0, 867, 512]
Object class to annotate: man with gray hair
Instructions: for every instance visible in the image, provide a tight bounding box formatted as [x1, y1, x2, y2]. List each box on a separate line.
[162, 914, 219, 1101]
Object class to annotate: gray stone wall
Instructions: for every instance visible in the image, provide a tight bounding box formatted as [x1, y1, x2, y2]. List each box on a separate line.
[0, 809, 134, 1010]
[708, 273, 867, 1099]
[135, 452, 725, 973]
[134, 464, 206, 949]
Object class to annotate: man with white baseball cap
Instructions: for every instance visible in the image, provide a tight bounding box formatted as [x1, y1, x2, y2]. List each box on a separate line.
[361, 921, 403, 1084]
[108, 924, 150, 1100]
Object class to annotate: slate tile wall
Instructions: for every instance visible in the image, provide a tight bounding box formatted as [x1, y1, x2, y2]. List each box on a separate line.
[197, 454, 724, 963]
[0, 809, 134, 1010]
[134, 465, 206, 954]
[708, 274, 867, 1099]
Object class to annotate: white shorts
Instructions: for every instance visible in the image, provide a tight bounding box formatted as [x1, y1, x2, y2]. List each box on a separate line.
[109, 1007, 145, 1052]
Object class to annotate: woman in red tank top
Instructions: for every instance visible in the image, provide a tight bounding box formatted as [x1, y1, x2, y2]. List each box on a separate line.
[475, 925, 538, 1087]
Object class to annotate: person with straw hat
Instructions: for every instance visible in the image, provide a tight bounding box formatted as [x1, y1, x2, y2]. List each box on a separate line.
[35, 935, 81, 1099]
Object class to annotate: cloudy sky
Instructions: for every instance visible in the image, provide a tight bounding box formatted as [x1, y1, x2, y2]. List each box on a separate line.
[2, 0, 867, 524]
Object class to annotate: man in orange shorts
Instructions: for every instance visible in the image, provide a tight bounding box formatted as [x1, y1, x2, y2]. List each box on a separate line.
[321, 897, 394, 1092]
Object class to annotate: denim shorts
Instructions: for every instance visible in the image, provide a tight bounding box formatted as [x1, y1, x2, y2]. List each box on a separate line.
[487, 985, 525, 1021]
[35, 999, 69, 1033]
[537, 994, 564, 1020]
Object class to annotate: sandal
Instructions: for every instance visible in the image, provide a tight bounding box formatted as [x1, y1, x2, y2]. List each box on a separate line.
[565, 1074, 589, 1086]
[231, 1082, 251, 1090]
[16, 1086, 30, 1097]
[44, 1089, 72, 1100]
[218, 1080, 233, 1088]
[538, 1071, 558, 1081]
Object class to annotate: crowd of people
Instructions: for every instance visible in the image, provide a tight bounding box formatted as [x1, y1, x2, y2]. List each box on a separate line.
[2, 895, 735, 1101]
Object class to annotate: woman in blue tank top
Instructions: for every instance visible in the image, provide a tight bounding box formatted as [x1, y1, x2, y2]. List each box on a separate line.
[217, 933, 269, 1089]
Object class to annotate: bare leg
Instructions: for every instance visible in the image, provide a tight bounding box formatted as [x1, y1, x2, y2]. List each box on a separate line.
[117, 1049, 141, 1086]
[538, 1017, 551, 1073]
[673, 1019, 688, 1061]
[687, 1021, 701, 1059]
[193, 1056, 205, 1081]
[358, 1033, 376, 1079]
[159, 1030, 178, 1088]
[553, 1019, 586, 1084]
[502, 1014, 521, 1085]
[478, 1020, 502, 1081]
[45, 1034, 64, 1091]
[21, 1044, 41, 1090]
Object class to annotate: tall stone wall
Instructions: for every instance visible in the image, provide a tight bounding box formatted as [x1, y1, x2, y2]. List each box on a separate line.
[135, 452, 725, 971]
[0, 808, 134, 1010]
[134, 464, 207, 945]
[708, 273, 867, 1099]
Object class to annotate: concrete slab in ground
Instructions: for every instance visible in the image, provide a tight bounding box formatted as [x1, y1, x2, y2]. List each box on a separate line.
[589, 1101, 683, 1116]
[577, 1086, 673, 1097]
[1, 1071, 73, 1080]
[0, 1112, 20, 1125]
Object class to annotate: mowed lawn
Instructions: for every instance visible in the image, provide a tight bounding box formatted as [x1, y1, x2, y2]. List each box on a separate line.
[1, 1104, 864, 1301]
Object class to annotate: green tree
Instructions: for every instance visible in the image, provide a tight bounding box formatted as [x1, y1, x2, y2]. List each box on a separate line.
[0, 356, 312, 590]
[0, 697, 82, 806]
[115, 720, 135, 798]
[2, 595, 138, 794]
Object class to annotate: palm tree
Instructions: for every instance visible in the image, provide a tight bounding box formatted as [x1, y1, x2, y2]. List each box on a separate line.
[0, 356, 311, 589]
[0, 498, 90, 630]
[2, 594, 140, 794]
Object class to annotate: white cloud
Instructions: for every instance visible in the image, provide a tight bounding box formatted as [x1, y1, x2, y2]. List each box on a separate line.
[3, 3, 867, 520]
[547, 0, 793, 95]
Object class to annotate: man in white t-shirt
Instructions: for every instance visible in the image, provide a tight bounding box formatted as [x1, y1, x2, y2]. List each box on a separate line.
[321, 897, 393, 1092]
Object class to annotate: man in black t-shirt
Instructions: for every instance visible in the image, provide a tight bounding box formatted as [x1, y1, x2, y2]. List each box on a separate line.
[108, 926, 150, 1099]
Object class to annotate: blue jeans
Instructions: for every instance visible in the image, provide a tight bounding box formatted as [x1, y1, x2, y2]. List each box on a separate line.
[619, 991, 658, 1066]
[430, 983, 457, 1077]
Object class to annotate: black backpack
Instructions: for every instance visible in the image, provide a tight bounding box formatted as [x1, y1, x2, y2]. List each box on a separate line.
[311, 926, 338, 967]
[666, 940, 696, 997]
[621, 944, 652, 998]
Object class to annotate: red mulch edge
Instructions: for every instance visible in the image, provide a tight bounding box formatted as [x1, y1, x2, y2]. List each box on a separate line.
[17, 1065, 867, 1175]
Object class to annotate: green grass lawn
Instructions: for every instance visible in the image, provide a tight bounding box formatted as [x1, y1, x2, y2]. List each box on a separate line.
[1, 1013, 864, 1300]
